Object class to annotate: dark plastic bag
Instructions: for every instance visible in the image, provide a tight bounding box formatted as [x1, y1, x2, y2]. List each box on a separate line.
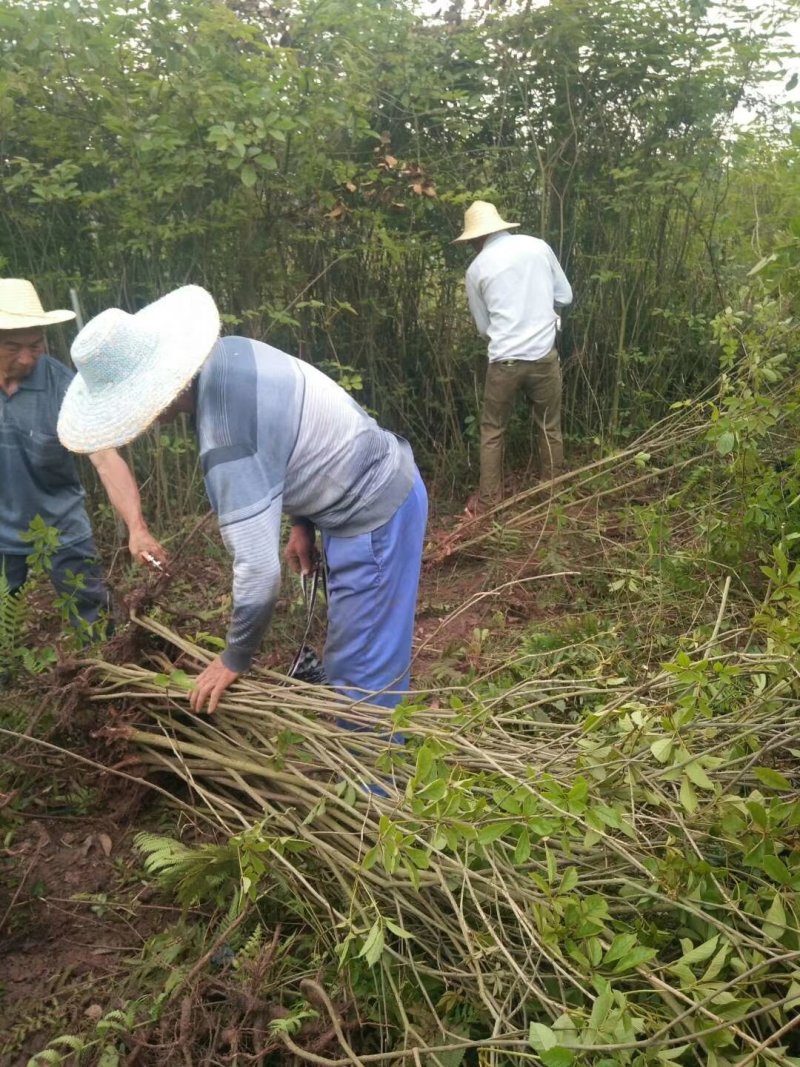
[288, 565, 328, 685]
[289, 643, 327, 684]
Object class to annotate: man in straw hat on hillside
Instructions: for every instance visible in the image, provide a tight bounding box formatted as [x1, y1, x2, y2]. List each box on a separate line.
[58, 286, 428, 715]
[453, 201, 573, 516]
[0, 279, 164, 632]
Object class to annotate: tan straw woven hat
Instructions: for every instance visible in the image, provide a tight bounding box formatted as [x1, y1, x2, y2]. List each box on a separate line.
[452, 200, 520, 243]
[57, 286, 220, 454]
[0, 279, 76, 330]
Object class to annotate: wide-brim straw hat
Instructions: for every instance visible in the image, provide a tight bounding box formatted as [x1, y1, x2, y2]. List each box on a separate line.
[58, 285, 220, 454]
[0, 279, 76, 330]
[452, 200, 520, 243]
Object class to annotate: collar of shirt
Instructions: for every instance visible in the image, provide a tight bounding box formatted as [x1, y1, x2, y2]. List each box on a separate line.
[16, 355, 49, 392]
[482, 231, 510, 251]
[473, 231, 512, 262]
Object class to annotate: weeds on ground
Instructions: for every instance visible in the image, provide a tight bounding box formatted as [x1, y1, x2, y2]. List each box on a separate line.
[0, 517, 112, 686]
[17, 287, 800, 1064]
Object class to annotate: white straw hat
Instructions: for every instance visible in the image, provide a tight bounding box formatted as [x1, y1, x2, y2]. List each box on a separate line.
[0, 279, 76, 329]
[452, 200, 520, 243]
[57, 285, 220, 454]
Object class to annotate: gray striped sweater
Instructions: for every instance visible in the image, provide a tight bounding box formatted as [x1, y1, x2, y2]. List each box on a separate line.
[197, 337, 415, 672]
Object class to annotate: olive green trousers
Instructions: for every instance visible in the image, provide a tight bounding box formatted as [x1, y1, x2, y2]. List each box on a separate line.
[479, 349, 563, 507]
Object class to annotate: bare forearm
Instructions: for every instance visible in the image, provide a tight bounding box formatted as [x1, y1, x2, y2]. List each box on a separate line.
[90, 449, 147, 534]
[89, 449, 167, 565]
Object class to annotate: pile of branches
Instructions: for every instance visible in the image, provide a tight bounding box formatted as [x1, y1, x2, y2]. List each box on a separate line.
[431, 398, 714, 566]
[82, 613, 800, 1066]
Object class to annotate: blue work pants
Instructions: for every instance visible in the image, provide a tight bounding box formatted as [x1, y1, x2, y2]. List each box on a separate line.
[321, 471, 427, 710]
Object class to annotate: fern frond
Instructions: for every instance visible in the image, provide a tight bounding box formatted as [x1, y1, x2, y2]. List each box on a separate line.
[134, 833, 240, 907]
[222, 888, 246, 932]
[240, 924, 264, 960]
[0, 569, 27, 656]
[267, 1008, 318, 1036]
[134, 832, 195, 875]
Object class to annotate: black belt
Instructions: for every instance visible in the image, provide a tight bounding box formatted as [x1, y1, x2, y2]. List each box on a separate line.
[497, 351, 557, 366]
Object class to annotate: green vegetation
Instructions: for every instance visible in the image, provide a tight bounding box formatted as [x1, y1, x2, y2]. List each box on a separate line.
[2, 0, 800, 1062]
[2, 0, 798, 478]
[0, 517, 106, 680]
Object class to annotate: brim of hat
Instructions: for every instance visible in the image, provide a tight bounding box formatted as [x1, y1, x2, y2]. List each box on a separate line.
[57, 286, 220, 454]
[0, 309, 76, 329]
[452, 221, 520, 244]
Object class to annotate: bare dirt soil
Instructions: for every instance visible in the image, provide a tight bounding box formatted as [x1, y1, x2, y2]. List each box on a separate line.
[0, 757, 176, 1063]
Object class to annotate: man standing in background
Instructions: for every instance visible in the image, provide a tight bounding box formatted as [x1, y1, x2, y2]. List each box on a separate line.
[0, 279, 164, 631]
[454, 201, 573, 516]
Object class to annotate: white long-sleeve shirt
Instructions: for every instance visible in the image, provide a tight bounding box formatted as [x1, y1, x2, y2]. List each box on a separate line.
[465, 231, 573, 362]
